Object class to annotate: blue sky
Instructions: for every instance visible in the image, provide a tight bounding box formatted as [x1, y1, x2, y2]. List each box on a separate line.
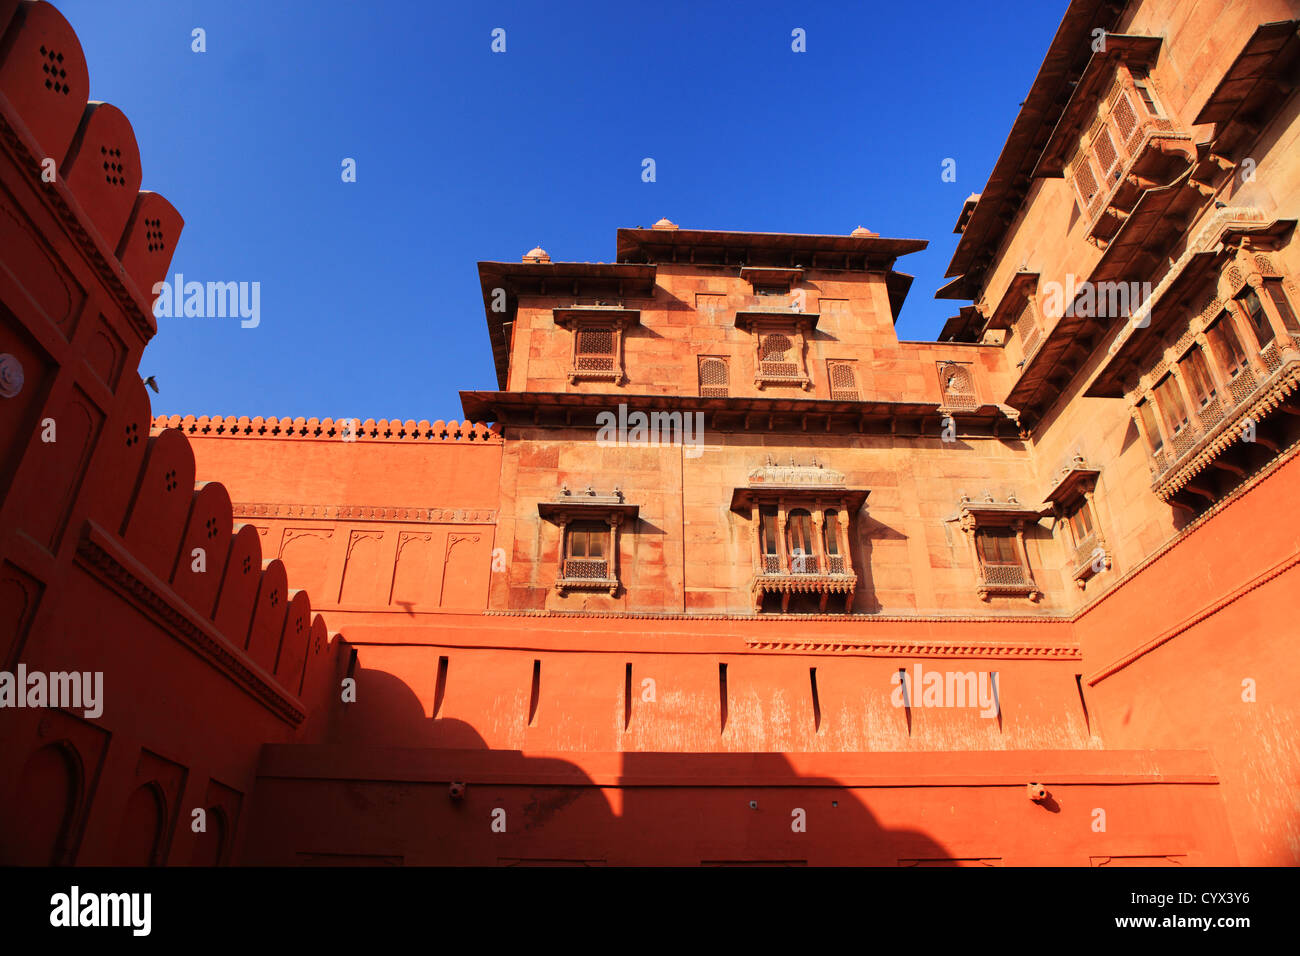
[59, 0, 1068, 420]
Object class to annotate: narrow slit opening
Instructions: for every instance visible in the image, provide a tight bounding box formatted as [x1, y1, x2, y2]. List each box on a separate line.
[719, 662, 729, 734]
[433, 655, 448, 718]
[1075, 673, 1090, 733]
[528, 659, 541, 726]
[624, 662, 633, 731]
[810, 667, 822, 733]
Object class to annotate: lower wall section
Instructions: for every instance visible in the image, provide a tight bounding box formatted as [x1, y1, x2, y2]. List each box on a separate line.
[242, 746, 1236, 866]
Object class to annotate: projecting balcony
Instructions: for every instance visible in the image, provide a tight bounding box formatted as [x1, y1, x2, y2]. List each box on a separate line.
[750, 553, 857, 613]
[1149, 348, 1300, 501]
[1034, 40, 1203, 248]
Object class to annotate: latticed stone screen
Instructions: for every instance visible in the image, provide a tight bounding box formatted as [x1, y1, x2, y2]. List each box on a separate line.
[1111, 88, 1139, 150]
[1070, 151, 1101, 214]
[1227, 366, 1257, 405]
[759, 333, 798, 377]
[575, 328, 615, 371]
[828, 361, 859, 400]
[1091, 121, 1118, 179]
[982, 564, 1028, 586]
[1015, 300, 1041, 357]
[939, 362, 977, 409]
[563, 558, 608, 580]
[698, 356, 729, 397]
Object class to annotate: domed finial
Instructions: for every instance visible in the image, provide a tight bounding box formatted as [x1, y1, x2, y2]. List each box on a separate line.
[651, 217, 678, 230]
[850, 225, 878, 238]
[523, 245, 551, 263]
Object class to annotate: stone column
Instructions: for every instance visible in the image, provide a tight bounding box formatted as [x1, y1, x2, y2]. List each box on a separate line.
[1251, 275, 1300, 361]
[776, 497, 790, 573]
[607, 514, 621, 593]
[1014, 519, 1040, 601]
[1168, 365, 1202, 432]
[1224, 298, 1271, 376]
[960, 513, 983, 595]
[810, 505, 826, 574]
[1193, 332, 1228, 396]
[836, 497, 854, 576]
[749, 502, 763, 574]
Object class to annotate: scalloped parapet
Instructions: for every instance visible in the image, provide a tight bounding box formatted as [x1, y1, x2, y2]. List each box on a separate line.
[0, 0, 184, 338]
[151, 415, 503, 443]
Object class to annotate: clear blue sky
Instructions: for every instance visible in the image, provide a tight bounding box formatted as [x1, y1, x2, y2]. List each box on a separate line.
[58, 0, 1068, 420]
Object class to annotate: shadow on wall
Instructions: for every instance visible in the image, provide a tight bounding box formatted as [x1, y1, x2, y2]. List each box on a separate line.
[240, 660, 959, 866]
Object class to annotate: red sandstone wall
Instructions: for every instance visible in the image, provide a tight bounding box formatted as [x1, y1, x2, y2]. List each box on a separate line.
[169, 417, 503, 617]
[1073, 450, 1300, 865]
[0, 1, 345, 865]
[240, 746, 1234, 865]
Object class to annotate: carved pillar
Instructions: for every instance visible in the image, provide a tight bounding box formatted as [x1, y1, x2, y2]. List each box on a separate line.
[1224, 298, 1270, 376]
[1082, 486, 1109, 569]
[557, 516, 569, 568]
[837, 497, 854, 577]
[1253, 275, 1300, 361]
[959, 512, 984, 598]
[1193, 332, 1228, 395]
[749, 502, 762, 573]
[1130, 403, 1151, 455]
[776, 497, 789, 573]
[810, 505, 826, 574]
[1141, 388, 1168, 447]
[1013, 519, 1040, 602]
[607, 514, 620, 594]
[1168, 365, 1202, 432]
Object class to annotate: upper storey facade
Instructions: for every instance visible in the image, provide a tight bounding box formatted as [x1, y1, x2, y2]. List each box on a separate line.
[474, 221, 1017, 412]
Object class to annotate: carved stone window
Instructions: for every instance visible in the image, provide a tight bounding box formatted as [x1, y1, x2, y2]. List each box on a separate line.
[553, 307, 639, 385]
[698, 355, 729, 397]
[1047, 49, 1196, 245]
[938, 361, 978, 410]
[827, 360, 859, 400]
[1132, 253, 1300, 503]
[955, 497, 1043, 602]
[735, 310, 818, 391]
[538, 489, 638, 596]
[1014, 298, 1042, 358]
[1043, 458, 1110, 590]
[731, 461, 868, 612]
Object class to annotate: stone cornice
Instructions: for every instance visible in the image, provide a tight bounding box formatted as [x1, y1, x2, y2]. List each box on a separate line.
[232, 503, 497, 524]
[73, 519, 307, 726]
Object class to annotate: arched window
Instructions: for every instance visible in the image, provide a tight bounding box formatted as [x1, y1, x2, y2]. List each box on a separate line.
[828, 362, 859, 400]
[823, 510, 844, 573]
[759, 333, 797, 377]
[698, 356, 729, 397]
[939, 363, 977, 409]
[823, 510, 840, 554]
[786, 509, 815, 573]
[759, 507, 779, 573]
